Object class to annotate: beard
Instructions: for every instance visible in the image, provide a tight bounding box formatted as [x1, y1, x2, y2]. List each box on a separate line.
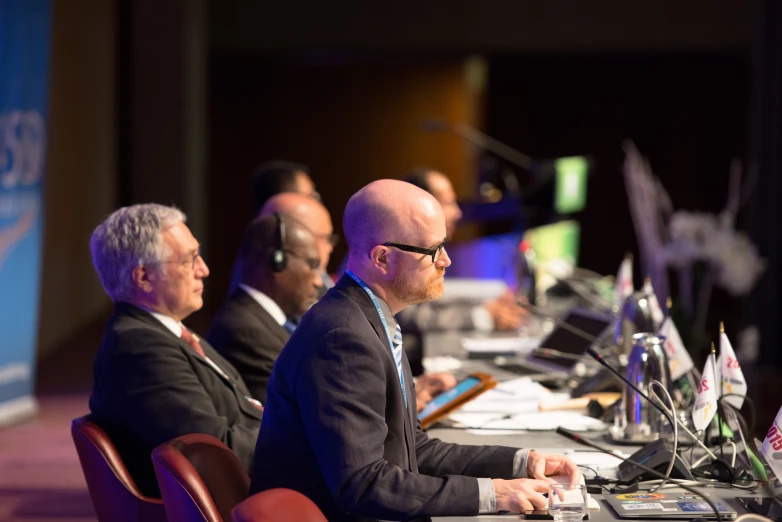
[391, 266, 445, 305]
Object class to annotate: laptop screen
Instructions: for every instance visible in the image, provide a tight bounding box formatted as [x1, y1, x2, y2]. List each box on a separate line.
[528, 309, 611, 369]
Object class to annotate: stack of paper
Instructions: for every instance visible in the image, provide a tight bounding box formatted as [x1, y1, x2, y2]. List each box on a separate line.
[447, 377, 607, 433]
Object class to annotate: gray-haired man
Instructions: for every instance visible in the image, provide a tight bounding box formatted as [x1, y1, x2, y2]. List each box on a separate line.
[88, 203, 262, 497]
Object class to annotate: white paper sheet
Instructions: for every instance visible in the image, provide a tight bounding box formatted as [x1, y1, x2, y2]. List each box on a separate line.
[452, 411, 605, 432]
[461, 336, 541, 354]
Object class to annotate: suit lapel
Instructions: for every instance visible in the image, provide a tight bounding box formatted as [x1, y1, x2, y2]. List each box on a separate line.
[115, 303, 252, 400]
[335, 276, 416, 469]
[233, 288, 291, 346]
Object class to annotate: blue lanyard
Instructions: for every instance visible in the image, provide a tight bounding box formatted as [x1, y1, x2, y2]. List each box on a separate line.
[346, 270, 408, 408]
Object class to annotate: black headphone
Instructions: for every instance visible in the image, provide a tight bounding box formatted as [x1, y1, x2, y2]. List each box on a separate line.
[692, 457, 737, 484]
[269, 212, 287, 273]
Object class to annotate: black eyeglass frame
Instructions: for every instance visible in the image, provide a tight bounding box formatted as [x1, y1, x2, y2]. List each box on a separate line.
[382, 241, 446, 263]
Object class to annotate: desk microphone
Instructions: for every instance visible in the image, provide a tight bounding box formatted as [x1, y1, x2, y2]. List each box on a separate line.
[533, 347, 589, 361]
[555, 427, 723, 522]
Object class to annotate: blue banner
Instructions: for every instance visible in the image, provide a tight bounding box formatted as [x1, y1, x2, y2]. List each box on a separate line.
[0, 0, 52, 423]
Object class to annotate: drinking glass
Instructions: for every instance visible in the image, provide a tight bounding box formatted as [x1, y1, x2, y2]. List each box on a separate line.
[548, 483, 587, 522]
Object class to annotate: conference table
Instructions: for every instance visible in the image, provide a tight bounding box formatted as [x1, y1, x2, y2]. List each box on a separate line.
[421, 330, 773, 521]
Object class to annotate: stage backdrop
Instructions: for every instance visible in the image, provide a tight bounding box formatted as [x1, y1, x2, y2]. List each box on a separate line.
[0, 0, 51, 424]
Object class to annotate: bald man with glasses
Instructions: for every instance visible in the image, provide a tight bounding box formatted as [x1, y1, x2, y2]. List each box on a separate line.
[250, 180, 579, 521]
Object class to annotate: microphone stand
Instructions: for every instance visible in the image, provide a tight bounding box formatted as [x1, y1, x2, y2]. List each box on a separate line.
[556, 427, 723, 522]
[453, 122, 535, 171]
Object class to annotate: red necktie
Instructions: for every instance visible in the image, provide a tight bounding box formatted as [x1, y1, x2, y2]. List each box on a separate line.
[180, 328, 205, 357]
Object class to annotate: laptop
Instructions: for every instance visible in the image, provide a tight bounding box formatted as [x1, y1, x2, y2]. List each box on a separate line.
[604, 490, 737, 520]
[497, 307, 612, 378]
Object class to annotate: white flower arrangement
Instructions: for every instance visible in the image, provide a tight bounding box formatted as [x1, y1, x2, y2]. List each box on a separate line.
[665, 210, 765, 296]
[623, 141, 764, 333]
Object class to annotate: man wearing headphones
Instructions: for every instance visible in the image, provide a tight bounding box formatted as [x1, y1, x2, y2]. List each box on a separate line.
[207, 213, 323, 404]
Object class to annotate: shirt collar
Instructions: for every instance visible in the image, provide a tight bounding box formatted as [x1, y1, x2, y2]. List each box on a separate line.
[139, 307, 183, 337]
[376, 294, 397, 333]
[346, 270, 397, 334]
[239, 284, 287, 326]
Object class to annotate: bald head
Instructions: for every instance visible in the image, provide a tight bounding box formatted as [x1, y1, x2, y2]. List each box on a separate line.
[344, 179, 445, 262]
[261, 192, 335, 271]
[344, 179, 451, 313]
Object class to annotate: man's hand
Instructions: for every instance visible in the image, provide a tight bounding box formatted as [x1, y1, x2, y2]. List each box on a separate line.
[526, 450, 582, 484]
[414, 372, 457, 413]
[484, 290, 527, 331]
[416, 372, 456, 396]
[491, 478, 551, 513]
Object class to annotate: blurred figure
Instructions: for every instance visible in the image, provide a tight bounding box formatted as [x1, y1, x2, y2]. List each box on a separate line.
[207, 213, 323, 403]
[405, 168, 462, 239]
[250, 160, 318, 214]
[261, 192, 338, 291]
[88, 204, 262, 497]
[401, 168, 527, 332]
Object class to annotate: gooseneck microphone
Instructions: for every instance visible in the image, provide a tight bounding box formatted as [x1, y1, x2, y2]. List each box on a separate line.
[585, 346, 718, 461]
[519, 300, 719, 459]
[555, 427, 723, 522]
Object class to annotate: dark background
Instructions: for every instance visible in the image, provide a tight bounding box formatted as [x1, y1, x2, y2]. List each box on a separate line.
[39, 0, 782, 434]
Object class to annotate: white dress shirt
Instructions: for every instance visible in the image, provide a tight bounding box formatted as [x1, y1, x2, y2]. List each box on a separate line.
[239, 284, 287, 326]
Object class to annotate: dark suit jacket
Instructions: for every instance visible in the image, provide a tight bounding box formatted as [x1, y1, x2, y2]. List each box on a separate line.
[250, 276, 519, 522]
[206, 287, 291, 404]
[89, 303, 263, 497]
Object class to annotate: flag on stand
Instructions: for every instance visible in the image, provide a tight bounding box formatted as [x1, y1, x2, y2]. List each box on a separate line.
[614, 254, 634, 308]
[692, 351, 719, 433]
[761, 406, 782, 482]
[718, 323, 747, 409]
[659, 317, 695, 381]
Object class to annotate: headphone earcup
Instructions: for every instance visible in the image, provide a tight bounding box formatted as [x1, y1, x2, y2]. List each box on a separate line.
[269, 249, 287, 273]
[710, 458, 736, 483]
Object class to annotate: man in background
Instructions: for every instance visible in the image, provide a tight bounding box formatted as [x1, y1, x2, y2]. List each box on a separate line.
[261, 192, 338, 292]
[89, 204, 262, 497]
[250, 160, 318, 214]
[401, 168, 527, 332]
[207, 213, 323, 403]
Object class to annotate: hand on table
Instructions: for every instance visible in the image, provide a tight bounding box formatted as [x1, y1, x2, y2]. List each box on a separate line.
[491, 477, 551, 512]
[526, 450, 582, 484]
[414, 372, 457, 413]
[484, 290, 527, 331]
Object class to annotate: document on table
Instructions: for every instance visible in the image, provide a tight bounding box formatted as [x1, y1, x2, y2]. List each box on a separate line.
[449, 411, 606, 432]
[447, 377, 606, 432]
[461, 336, 541, 355]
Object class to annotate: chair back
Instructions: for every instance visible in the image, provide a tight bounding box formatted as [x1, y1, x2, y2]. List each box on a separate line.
[71, 414, 167, 522]
[231, 488, 327, 522]
[152, 433, 250, 522]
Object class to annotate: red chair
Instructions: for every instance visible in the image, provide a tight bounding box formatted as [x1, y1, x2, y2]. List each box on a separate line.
[70, 415, 167, 522]
[152, 433, 250, 522]
[231, 489, 327, 522]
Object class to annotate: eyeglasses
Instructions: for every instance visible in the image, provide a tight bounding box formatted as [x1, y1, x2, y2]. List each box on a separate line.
[284, 250, 321, 273]
[149, 247, 203, 271]
[382, 241, 446, 264]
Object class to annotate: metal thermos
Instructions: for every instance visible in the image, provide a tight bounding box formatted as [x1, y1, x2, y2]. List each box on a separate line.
[619, 333, 672, 442]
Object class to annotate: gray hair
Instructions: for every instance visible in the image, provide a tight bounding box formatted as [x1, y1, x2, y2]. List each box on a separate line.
[90, 203, 186, 302]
